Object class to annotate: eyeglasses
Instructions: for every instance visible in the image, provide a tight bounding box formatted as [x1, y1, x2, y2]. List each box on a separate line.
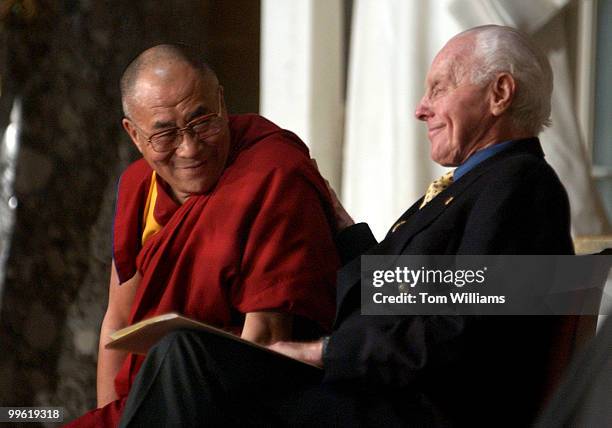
[135, 88, 224, 153]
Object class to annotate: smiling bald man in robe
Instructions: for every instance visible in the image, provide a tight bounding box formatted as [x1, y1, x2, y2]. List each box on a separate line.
[66, 44, 339, 426]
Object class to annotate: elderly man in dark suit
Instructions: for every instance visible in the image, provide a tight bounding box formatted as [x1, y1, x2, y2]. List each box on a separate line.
[118, 25, 574, 427]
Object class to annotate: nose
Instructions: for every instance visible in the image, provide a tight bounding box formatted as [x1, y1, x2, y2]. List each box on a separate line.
[174, 131, 202, 157]
[415, 96, 432, 122]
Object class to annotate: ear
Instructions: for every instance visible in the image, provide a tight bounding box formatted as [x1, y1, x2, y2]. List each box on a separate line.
[122, 118, 144, 154]
[489, 72, 515, 117]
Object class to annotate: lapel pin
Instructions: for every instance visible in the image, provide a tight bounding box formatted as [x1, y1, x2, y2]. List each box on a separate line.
[444, 196, 454, 205]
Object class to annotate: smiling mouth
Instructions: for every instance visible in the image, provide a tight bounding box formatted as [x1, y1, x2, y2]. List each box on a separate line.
[428, 125, 445, 137]
[180, 161, 206, 170]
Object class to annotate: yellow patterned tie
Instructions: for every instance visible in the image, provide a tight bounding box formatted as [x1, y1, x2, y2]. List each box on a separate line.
[419, 171, 454, 209]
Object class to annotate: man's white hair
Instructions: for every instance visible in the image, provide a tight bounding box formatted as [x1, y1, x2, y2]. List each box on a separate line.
[459, 25, 553, 134]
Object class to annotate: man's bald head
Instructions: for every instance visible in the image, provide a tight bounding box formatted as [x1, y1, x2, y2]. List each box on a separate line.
[120, 44, 218, 118]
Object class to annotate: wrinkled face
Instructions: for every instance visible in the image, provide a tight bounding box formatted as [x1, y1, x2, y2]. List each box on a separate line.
[123, 63, 231, 203]
[415, 36, 493, 166]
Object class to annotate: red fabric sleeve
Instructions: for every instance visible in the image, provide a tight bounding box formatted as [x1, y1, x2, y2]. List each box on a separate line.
[231, 158, 339, 331]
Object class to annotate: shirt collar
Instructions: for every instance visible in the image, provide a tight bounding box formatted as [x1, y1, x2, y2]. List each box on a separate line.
[453, 140, 517, 181]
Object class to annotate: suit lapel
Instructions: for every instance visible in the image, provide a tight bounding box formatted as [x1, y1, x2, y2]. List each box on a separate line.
[387, 168, 487, 254]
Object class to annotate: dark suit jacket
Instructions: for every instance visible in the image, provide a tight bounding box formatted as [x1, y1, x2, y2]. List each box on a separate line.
[324, 138, 574, 427]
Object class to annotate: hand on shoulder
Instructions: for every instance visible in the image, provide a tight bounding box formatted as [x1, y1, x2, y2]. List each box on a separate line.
[311, 158, 355, 232]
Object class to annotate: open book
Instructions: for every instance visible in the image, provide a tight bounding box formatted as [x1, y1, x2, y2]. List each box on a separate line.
[105, 312, 322, 369]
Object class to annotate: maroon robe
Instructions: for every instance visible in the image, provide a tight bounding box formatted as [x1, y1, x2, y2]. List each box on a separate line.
[67, 114, 339, 426]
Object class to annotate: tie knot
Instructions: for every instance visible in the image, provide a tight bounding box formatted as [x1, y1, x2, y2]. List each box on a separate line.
[420, 170, 454, 209]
